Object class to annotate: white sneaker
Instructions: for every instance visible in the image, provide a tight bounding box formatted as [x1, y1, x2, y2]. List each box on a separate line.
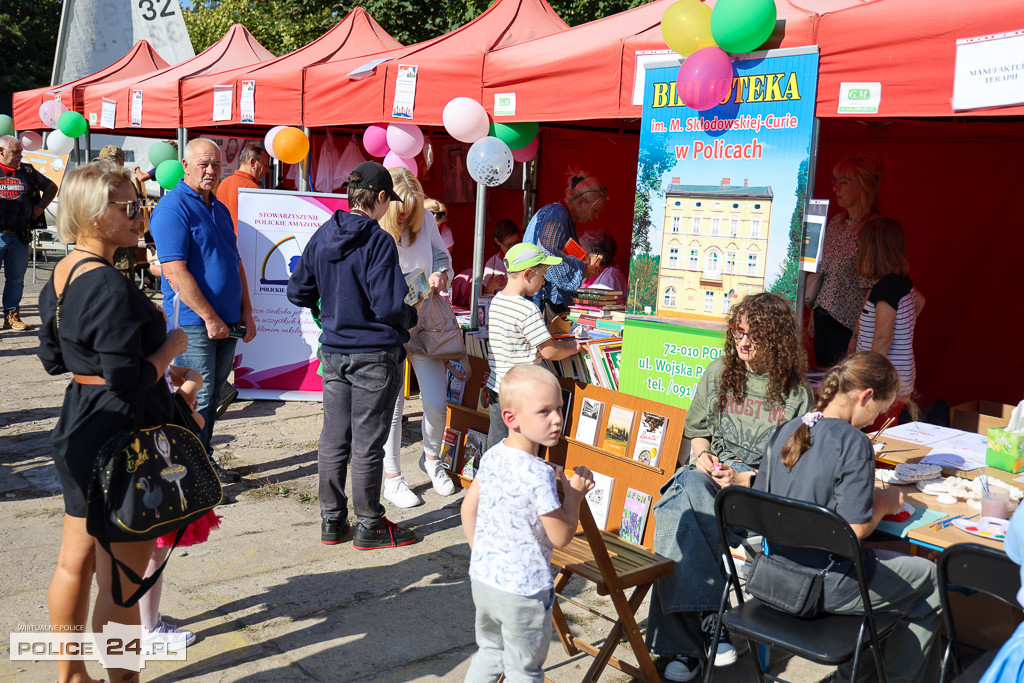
[382, 476, 423, 508]
[142, 619, 195, 655]
[663, 654, 702, 682]
[419, 454, 456, 496]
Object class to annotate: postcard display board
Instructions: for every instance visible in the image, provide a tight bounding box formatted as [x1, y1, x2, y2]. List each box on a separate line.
[235, 188, 348, 400]
[621, 47, 820, 409]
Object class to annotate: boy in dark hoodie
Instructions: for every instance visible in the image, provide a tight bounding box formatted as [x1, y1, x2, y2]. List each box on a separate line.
[287, 162, 419, 550]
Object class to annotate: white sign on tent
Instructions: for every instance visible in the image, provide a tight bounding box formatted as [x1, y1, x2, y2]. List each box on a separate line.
[953, 29, 1024, 111]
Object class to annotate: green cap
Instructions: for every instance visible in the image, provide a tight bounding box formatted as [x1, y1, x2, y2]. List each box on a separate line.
[504, 242, 562, 272]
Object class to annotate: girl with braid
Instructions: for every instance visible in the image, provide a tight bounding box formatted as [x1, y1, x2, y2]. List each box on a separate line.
[754, 351, 941, 682]
[648, 293, 814, 681]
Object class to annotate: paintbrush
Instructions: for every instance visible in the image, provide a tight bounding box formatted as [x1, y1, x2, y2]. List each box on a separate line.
[871, 416, 896, 443]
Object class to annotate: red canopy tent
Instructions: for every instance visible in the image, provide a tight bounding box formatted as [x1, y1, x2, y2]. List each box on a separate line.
[301, 0, 568, 128]
[78, 24, 274, 134]
[12, 40, 169, 130]
[180, 8, 401, 129]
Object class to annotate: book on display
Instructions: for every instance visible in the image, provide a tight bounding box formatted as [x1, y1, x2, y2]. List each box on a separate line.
[574, 397, 605, 445]
[603, 405, 635, 456]
[560, 387, 574, 435]
[619, 488, 653, 545]
[439, 428, 460, 471]
[632, 412, 668, 467]
[462, 429, 488, 479]
[586, 471, 615, 530]
[447, 361, 466, 405]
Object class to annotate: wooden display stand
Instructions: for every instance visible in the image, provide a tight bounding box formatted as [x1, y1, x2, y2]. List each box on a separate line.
[444, 354, 688, 682]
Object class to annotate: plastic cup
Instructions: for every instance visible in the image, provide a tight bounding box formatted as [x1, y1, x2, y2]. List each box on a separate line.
[981, 489, 1009, 520]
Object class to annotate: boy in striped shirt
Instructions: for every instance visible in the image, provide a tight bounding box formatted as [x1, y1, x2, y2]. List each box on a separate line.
[486, 243, 581, 447]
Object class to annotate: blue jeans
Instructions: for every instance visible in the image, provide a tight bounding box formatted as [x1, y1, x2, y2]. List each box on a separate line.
[176, 325, 238, 455]
[646, 464, 753, 658]
[0, 233, 29, 313]
[319, 347, 403, 527]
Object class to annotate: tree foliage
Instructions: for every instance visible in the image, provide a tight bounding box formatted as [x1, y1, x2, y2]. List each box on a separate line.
[183, 0, 649, 55]
[0, 0, 62, 100]
[768, 155, 809, 305]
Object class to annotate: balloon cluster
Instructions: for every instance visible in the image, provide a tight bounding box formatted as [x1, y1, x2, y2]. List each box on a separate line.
[440, 98, 539, 187]
[265, 126, 310, 165]
[361, 122, 423, 175]
[661, 0, 777, 111]
[30, 99, 91, 155]
[148, 142, 183, 190]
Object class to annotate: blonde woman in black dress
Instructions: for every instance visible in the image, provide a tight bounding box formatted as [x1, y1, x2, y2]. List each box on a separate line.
[38, 162, 187, 683]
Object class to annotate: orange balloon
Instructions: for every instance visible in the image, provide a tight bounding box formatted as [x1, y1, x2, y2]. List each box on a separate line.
[661, 0, 717, 57]
[273, 127, 310, 165]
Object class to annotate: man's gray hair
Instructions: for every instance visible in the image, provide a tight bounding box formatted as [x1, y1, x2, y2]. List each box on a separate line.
[0, 135, 19, 151]
[183, 137, 222, 163]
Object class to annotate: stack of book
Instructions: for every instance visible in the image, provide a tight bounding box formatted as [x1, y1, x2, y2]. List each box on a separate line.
[580, 338, 622, 390]
[569, 288, 625, 319]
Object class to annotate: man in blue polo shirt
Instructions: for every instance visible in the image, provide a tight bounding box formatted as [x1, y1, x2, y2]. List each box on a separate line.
[150, 138, 256, 482]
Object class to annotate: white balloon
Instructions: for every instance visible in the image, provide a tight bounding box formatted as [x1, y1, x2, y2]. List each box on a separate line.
[20, 131, 43, 151]
[443, 97, 490, 144]
[466, 136, 514, 187]
[386, 123, 424, 158]
[46, 130, 74, 155]
[264, 125, 286, 160]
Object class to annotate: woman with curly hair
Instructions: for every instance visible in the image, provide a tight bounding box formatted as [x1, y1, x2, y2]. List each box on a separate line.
[647, 292, 814, 682]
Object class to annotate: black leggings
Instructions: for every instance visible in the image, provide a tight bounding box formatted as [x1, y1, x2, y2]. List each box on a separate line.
[813, 307, 853, 367]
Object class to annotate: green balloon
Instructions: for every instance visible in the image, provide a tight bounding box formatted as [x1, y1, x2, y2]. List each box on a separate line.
[0, 115, 14, 137]
[491, 122, 539, 150]
[155, 159, 184, 190]
[149, 141, 178, 168]
[57, 110, 88, 138]
[710, 0, 777, 54]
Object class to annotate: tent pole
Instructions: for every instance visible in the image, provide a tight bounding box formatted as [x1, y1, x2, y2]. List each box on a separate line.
[177, 128, 188, 157]
[523, 156, 538, 231]
[469, 181, 488, 332]
[299, 126, 311, 192]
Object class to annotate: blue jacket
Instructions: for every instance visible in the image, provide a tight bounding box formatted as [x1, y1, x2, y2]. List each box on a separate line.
[287, 211, 416, 354]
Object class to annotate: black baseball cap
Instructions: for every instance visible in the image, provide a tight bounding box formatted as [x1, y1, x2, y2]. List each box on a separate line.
[344, 161, 402, 202]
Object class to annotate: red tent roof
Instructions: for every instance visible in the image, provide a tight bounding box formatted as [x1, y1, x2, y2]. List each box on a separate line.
[180, 8, 401, 128]
[302, 0, 568, 128]
[13, 41, 169, 130]
[79, 24, 274, 132]
[481, 0, 868, 122]
[815, 0, 1024, 117]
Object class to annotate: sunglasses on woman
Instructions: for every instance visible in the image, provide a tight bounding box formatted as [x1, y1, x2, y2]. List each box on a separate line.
[108, 199, 142, 220]
[431, 210, 446, 220]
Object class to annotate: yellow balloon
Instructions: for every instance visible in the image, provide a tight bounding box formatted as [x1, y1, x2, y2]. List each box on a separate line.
[661, 0, 717, 57]
[273, 127, 310, 165]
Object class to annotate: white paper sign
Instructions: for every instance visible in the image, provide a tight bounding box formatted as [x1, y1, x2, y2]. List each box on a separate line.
[392, 64, 418, 119]
[130, 89, 143, 126]
[837, 82, 881, 114]
[240, 80, 255, 123]
[494, 93, 517, 116]
[212, 85, 233, 122]
[100, 98, 117, 129]
[953, 29, 1024, 111]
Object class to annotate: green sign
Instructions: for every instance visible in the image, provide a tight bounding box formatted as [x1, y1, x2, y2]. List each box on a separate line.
[619, 318, 726, 410]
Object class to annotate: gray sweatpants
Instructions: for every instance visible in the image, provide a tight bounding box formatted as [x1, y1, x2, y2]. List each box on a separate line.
[830, 549, 942, 683]
[465, 579, 554, 683]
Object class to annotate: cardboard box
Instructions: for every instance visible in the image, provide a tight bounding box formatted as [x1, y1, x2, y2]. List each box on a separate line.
[951, 400, 1014, 434]
[987, 426, 1024, 473]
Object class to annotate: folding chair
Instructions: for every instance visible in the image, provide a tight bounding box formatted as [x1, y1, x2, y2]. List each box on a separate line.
[549, 501, 674, 682]
[938, 542, 1022, 683]
[706, 486, 899, 683]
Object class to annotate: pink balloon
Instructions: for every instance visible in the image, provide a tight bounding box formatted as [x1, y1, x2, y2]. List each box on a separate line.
[20, 131, 43, 151]
[382, 150, 417, 176]
[386, 123, 424, 158]
[511, 136, 539, 163]
[442, 97, 490, 144]
[363, 123, 390, 157]
[676, 47, 735, 112]
[38, 99, 67, 129]
[264, 125, 286, 159]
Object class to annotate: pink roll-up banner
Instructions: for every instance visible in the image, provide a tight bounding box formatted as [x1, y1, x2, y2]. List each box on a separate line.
[235, 188, 349, 400]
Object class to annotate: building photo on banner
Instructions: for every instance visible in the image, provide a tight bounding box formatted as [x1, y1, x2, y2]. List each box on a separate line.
[235, 188, 349, 400]
[620, 46, 819, 409]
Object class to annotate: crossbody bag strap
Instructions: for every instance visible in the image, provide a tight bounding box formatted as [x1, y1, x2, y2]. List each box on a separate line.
[55, 256, 110, 329]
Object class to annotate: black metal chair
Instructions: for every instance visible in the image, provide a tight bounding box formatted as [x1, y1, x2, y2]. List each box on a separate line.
[705, 486, 899, 683]
[938, 542, 1022, 683]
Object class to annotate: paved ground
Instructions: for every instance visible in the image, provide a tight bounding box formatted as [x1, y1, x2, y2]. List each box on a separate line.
[0, 259, 835, 682]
